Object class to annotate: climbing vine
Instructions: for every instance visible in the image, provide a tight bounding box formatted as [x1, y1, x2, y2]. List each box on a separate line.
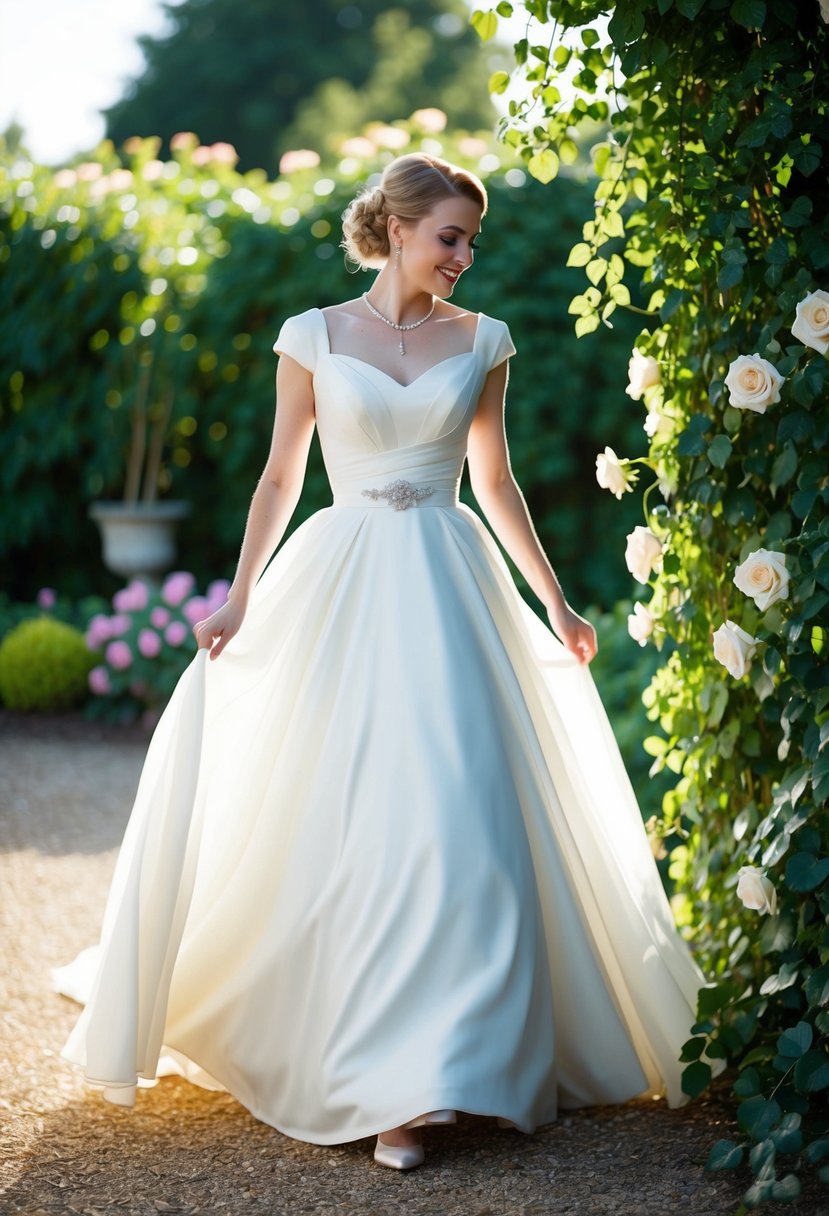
[475, 0, 828, 1205]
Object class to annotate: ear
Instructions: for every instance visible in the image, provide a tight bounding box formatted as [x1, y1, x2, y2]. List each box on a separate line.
[387, 214, 404, 246]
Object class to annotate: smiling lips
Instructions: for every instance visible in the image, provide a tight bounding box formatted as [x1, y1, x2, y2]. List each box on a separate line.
[437, 266, 462, 285]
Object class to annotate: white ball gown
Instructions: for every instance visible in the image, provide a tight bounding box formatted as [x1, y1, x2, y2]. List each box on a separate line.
[52, 307, 708, 1146]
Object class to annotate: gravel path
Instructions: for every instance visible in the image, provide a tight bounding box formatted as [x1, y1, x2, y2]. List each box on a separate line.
[1, 716, 824, 1216]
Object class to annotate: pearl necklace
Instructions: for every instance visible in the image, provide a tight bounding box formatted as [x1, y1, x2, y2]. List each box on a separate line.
[362, 292, 436, 355]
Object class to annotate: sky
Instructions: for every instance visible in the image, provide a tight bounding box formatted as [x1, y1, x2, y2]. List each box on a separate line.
[0, 0, 533, 167]
[0, 0, 181, 164]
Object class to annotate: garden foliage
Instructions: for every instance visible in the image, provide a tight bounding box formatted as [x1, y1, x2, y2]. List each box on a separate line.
[0, 122, 645, 609]
[0, 616, 93, 711]
[476, 0, 829, 1203]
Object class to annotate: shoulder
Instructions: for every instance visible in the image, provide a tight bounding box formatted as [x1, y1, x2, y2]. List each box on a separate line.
[272, 308, 327, 370]
[476, 312, 517, 370]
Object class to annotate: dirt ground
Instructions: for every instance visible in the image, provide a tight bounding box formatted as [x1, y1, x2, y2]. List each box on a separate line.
[1, 714, 825, 1216]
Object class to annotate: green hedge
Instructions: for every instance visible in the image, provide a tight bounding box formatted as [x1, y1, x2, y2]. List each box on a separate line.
[1, 129, 644, 611]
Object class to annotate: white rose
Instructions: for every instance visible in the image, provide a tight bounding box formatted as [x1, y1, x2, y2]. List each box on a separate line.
[736, 866, 777, 916]
[625, 349, 661, 399]
[624, 526, 662, 584]
[724, 353, 784, 413]
[821, 0, 829, 24]
[733, 549, 789, 611]
[627, 601, 654, 645]
[712, 619, 759, 679]
[791, 288, 829, 355]
[644, 408, 672, 441]
[595, 446, 636, 499]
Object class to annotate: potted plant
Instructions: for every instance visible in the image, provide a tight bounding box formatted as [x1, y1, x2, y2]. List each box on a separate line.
[84, 135, 228, 582]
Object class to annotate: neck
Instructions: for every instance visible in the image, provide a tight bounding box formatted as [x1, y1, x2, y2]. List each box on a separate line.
[365, 269, 434, 325]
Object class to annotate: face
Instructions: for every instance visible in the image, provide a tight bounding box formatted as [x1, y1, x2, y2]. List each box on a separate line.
[393, 196, 483, 297]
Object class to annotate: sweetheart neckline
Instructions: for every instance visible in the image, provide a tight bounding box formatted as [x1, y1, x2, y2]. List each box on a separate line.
[326, 350, 476, 389]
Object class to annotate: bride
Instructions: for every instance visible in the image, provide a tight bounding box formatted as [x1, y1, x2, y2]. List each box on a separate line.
[53, 152, 709, 1172]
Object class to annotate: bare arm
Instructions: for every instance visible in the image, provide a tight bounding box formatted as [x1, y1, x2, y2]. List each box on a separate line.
[193, 353, 316, 658]
[466, 360, 597, 664]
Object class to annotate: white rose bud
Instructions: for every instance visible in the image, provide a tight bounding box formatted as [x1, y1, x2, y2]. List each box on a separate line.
[712, 619, 759, 679]
[736, 866, 777, 916]
[644, 408, 672, 441]
[791, 288, 829, 355]
[625, 348, 661, 400]
[627, 601, 654, 645]
[595, 446, 636, 499]
[733, 549, 789, 611]
[624, 526, 662, 584]
[724, 353, 784, 413]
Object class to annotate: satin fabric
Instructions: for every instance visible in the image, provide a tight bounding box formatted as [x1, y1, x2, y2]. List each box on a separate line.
[52, 309, 709, 1145]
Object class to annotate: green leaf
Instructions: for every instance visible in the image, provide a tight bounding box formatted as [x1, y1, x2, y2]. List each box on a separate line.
[805, 964, 829, 1008]
[771, 1175, 801, 1201]
[771, 1113, 803, 1155]
[794, 1050, 829, 1092]
[717, 261, 744, 290]
[566, 242, 592, 268]
[708, 434, 732, 468]
[471, 9, 498, 41]
[785, 852, 829, 892]
[771, 442, 798, 492]
[776, 1021, 813, 1059]
[730, 0, 766, 27]
[527, 149, 559, 184]
[575, 313, 600, 338]
[734, 1067, 761, 1097]
[495, 0, 513, 15]
[706, 1139, 743, 1171]
[488, 70, 511, 95]
[681, 1059, 712, 1097]
[676, 0, 705, 16]
[738, 1096, 781, 1139]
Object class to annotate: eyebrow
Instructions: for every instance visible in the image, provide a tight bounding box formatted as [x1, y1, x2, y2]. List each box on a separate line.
[438, 224, 481, 237]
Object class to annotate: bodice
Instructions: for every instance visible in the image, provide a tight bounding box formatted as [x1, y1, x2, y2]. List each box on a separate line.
[273, 308, 516, 509]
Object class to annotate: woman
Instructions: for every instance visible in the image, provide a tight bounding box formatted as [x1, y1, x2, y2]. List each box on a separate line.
[53, 153, 709, 1172]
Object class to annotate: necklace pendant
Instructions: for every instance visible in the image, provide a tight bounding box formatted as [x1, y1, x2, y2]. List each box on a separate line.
[399, 337, 406, 356]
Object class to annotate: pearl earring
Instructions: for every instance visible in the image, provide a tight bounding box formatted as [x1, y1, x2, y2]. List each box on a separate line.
[394, 244, 402, 269]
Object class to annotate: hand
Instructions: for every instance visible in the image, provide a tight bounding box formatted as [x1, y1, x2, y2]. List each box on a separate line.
[192, 597, 247, 661]
[547, 603, 598, 665]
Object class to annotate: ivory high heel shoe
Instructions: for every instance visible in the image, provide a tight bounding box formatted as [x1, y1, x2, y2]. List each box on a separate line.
[402, 1108, 457, 1129]
[374, 1134, 425, 1170]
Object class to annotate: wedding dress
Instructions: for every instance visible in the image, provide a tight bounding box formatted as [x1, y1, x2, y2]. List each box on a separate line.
[52, 308, 708, 1146]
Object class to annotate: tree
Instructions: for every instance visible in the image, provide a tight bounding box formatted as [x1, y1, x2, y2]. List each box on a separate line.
[104, 0, 500, 173]
[478, 0, 828, 1205]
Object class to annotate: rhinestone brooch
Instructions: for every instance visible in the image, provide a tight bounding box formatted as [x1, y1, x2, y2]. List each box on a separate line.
[361, 478, 434, 511]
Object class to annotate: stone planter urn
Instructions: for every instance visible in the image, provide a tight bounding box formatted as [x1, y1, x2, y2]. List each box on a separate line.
[88, 501, 191, 584]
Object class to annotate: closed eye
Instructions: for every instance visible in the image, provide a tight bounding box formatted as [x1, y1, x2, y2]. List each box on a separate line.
[440, 236, 479, 250]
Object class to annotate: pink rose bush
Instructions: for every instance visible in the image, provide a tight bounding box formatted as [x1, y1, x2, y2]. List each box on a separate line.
[85, 572, 229, 719]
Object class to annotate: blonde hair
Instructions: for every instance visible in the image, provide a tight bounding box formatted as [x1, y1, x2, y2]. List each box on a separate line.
[341, 153, 488, 269]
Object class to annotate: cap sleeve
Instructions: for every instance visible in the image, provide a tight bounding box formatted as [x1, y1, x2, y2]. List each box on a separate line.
[272, 308, 321, 373]
[478, 315, 517, 373]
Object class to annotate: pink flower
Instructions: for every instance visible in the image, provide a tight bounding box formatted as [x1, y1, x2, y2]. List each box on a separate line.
[206, 579, 231, 612]
[162, 571, 196, 607]
[137, 628, 162, 658]
[37, 587, 57, 609]
[182, 596, 210, 627]
[150, 606, 171, 628]
[164, 621, 188, 647]
[105, 639, 133, 670]
[113, 580, 148, 612]
[88, 666, 111, 695]
[85, 614, 112, 650]
[108, 613, 132, 635]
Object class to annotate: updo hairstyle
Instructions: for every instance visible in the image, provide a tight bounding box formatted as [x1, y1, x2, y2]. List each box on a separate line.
[341, 153, 488, 270]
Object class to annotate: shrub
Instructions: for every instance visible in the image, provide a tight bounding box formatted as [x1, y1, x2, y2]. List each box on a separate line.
[0, 617, 94, 711]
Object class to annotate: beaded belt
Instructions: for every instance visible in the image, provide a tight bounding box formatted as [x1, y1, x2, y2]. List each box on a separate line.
[360, 478, 434, 511]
